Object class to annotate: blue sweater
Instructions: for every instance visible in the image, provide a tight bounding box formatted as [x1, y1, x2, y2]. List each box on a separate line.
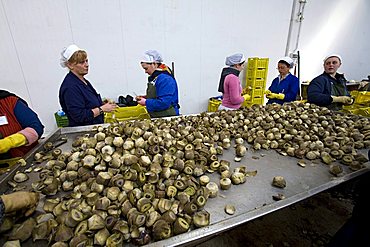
[14, 100, 44, 137]
[59, 72, 103, 127]
[267, 73, 299, 105]
[146, 73, 180, 115]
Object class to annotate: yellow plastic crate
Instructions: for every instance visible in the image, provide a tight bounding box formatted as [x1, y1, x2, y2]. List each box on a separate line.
[342, 105, 370, 117]
[342, 104, 355, 111]
[246, 68, 268, 79]
[350, 90, 359, 98]
[250, 88, 264, 98]
[242, 96, 264, 107]
[354, 91, 370, 105]
[247, 58, 269, 69]
[251, 96, 264, 105]
[208, 97, 222, 112]
[246, 78, 266, 89]
[104, 105, 150, 123]
[343, 108, 360, 115]
[358, 107, 370, 117]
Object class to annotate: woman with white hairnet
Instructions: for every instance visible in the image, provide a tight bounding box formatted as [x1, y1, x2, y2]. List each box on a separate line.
[137, 50, 180, 118]
[217, 53, 251, 110]
[59, 44, 117, 127]
[307, 54, 353, 111]
[265, 56, 299, 105]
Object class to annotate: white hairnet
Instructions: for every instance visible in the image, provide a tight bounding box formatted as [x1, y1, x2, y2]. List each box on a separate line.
[60, 44, 83, 68]
[279, 56, 294, 68]
[324, 54, 342, 63]
[141, 50, 163, 63]
[225, 53, 245, 66]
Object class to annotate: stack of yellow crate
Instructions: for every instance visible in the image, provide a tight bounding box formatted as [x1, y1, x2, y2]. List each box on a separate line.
[242, 57, 269, 107]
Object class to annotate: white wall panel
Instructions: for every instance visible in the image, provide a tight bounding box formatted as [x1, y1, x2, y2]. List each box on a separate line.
[163, 1, 203, 114]
[299, 0, 369, 81]
[0, 1, 30, 103]
[2, 0, 72, 133]
[119, 0, 167, 96]
[198, 0, 235, 110]
[65, 0, 126, 100]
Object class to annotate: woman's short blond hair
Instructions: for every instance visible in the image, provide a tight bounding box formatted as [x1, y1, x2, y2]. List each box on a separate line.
[68, 50, 87, 64]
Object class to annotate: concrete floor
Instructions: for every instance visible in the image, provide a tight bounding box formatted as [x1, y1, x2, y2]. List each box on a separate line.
[195, 182, 356, 247]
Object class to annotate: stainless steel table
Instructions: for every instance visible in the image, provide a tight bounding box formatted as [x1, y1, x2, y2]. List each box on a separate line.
[0, 125, 368, 247]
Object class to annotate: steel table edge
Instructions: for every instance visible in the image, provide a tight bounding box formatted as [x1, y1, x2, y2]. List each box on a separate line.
[147, 167, 370, 247]
[0, 129, 64, 191]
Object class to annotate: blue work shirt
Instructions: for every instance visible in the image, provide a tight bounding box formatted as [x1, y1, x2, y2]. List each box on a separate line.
[59, 71, 103, 127]
[146, 73, 180, 115]
[267, 73, 299, 105]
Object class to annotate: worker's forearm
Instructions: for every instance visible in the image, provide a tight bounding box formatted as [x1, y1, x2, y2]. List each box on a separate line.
[18, 127, 39, 146]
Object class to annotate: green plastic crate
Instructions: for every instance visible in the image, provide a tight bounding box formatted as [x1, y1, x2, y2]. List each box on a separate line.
[54, 112, 69, 127]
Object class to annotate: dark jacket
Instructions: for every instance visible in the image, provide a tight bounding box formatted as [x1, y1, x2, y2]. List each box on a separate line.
[307, 72, 349, 110]
[59, 72, 104, 127]
[218, 67, 240, 93]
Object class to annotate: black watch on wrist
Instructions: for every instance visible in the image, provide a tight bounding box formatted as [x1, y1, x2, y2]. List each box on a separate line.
[99, 107, 104, 115]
